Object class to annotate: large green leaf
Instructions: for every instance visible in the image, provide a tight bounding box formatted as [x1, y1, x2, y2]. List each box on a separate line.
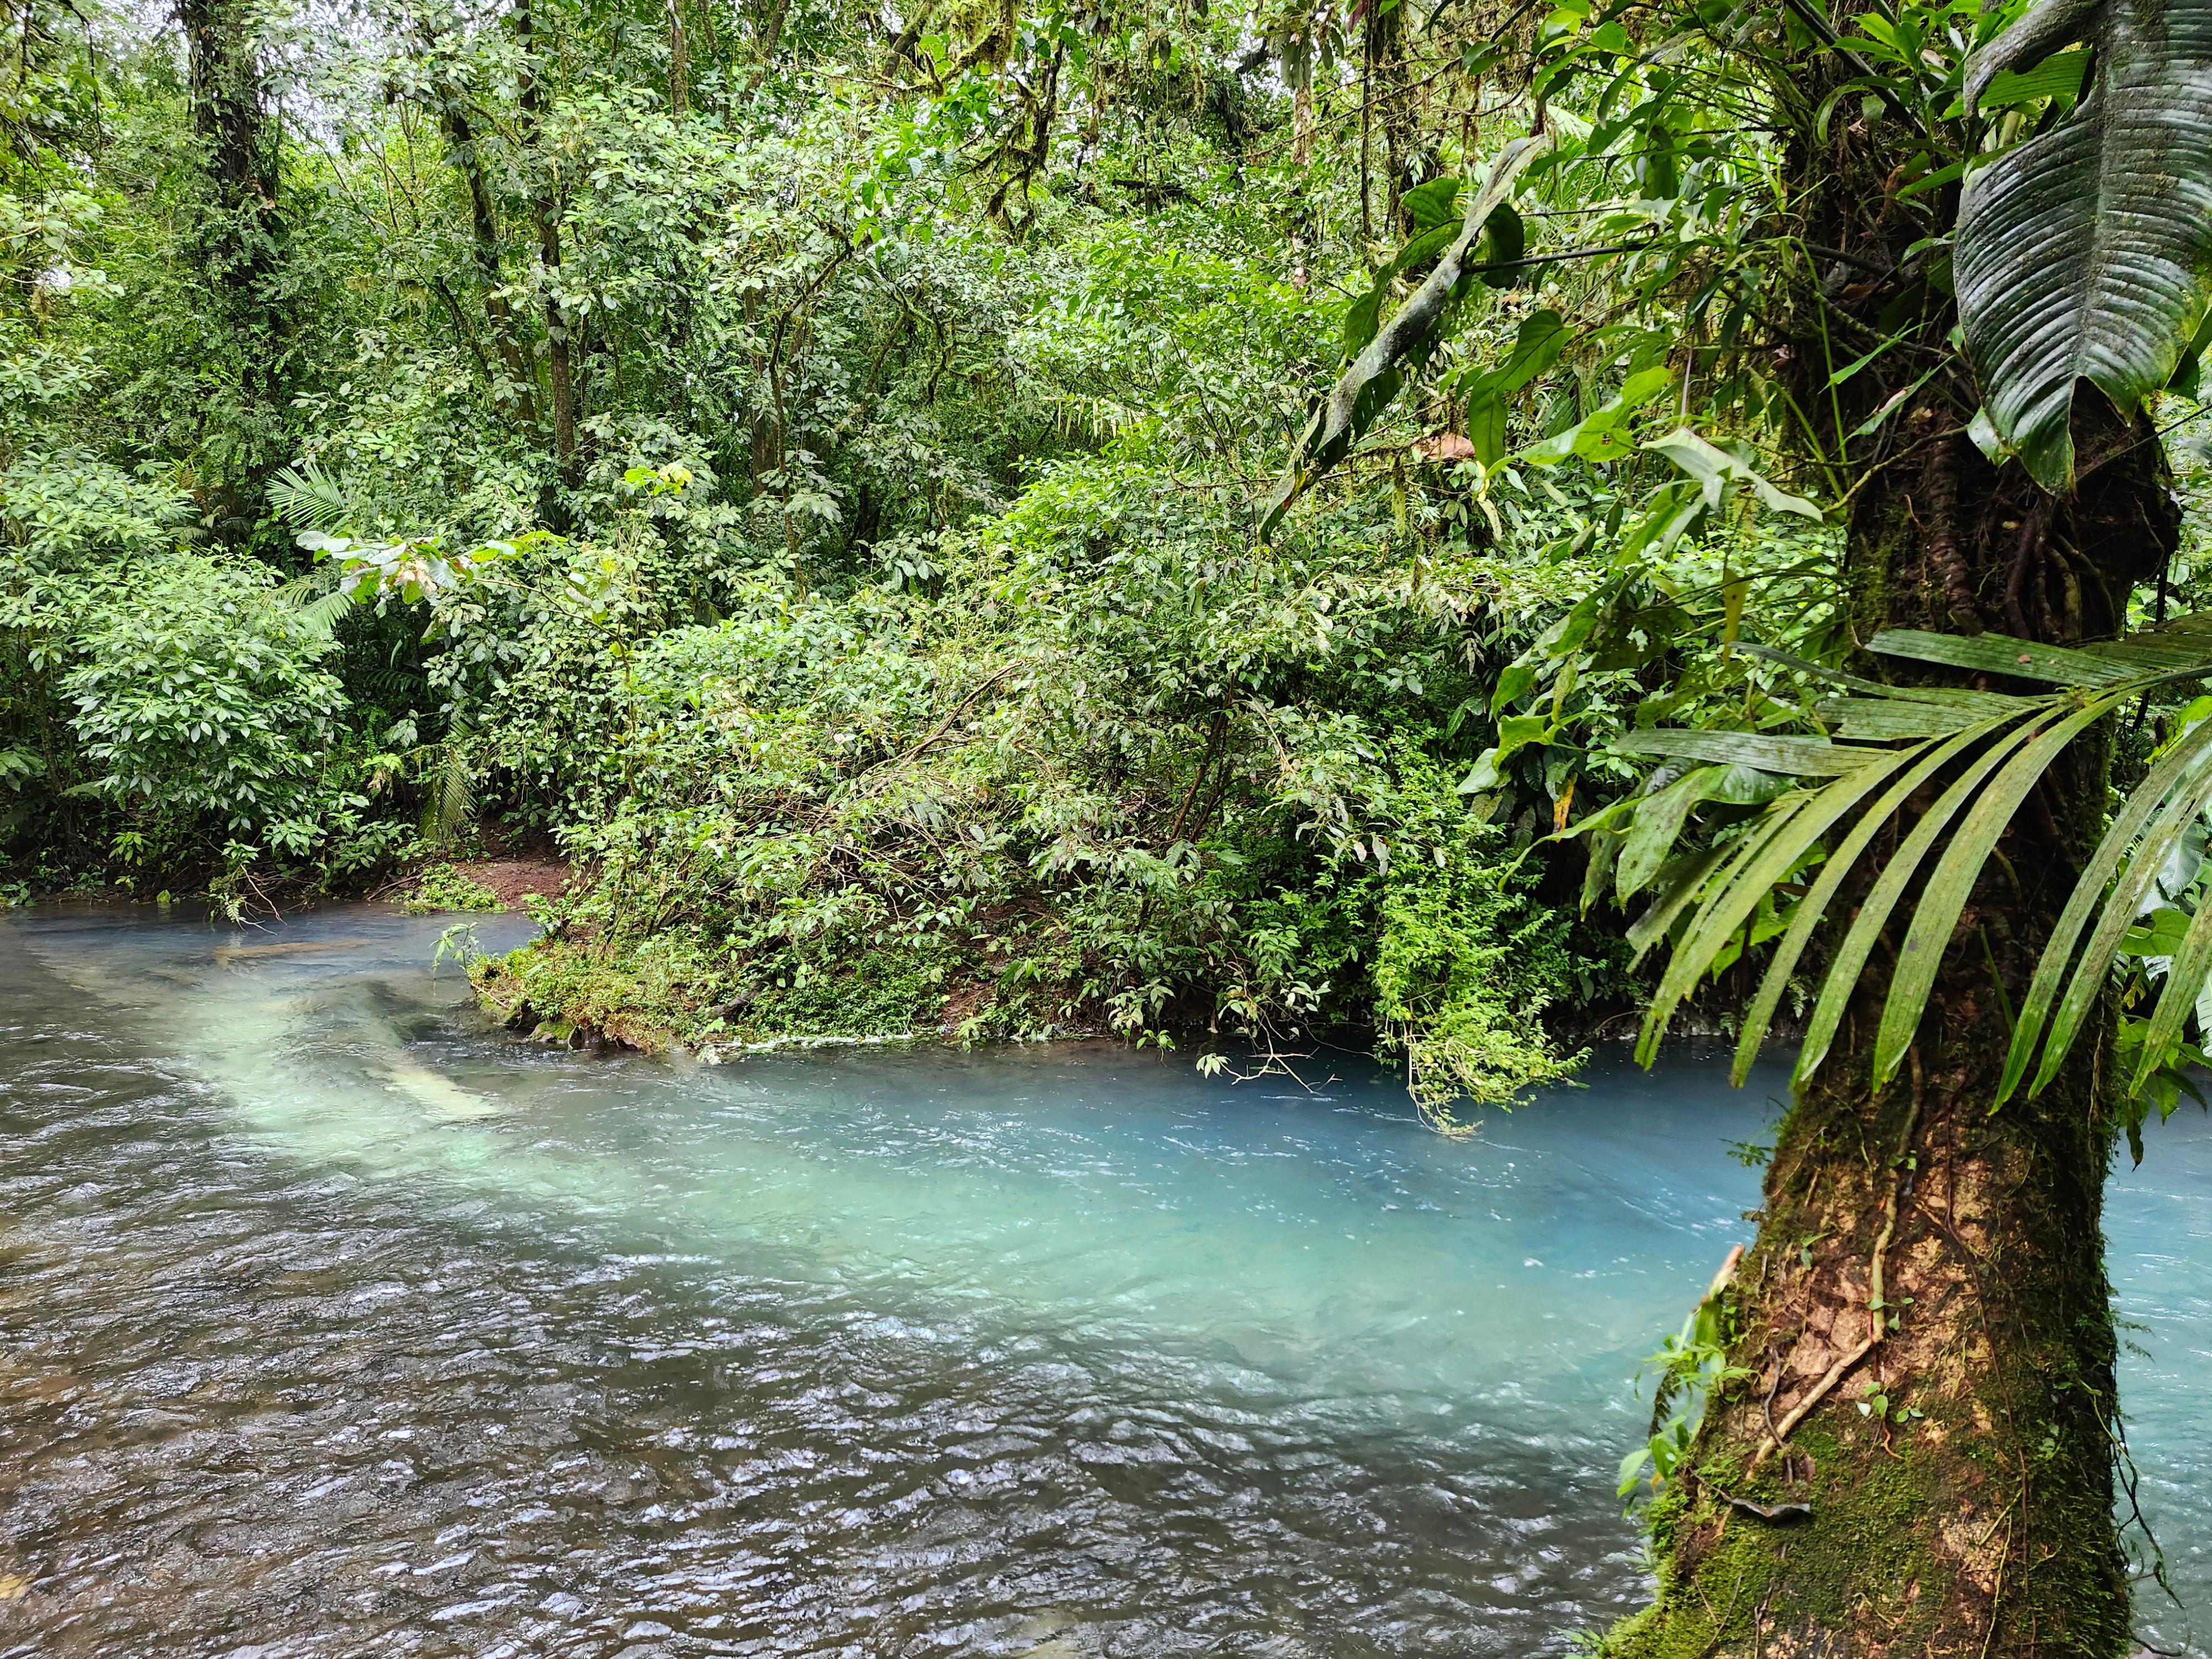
[1636, 750, 1919, 1066]
[1259, 135, 1548, 536]
[1999, 713, 2212, 1099]
[1868, 628, 2139, 687]
[1611, 622, 2212, 1098]
[1794, 716, 2054, 1086]
[1957, 0, 2212, 490]
[1870, 693, 2125, 1088]
[1611, 729, 1888, 774]
[2134, 892, 2212, 1091]
[2015, 715, 2212, 1095]
[1728, 730, 1993, 1085]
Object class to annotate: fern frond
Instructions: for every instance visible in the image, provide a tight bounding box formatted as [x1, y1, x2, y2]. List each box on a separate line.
[268, 460, 354, 533]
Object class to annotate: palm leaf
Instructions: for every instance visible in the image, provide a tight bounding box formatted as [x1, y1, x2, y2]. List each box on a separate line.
[2135, 893, 2212, 1092]
[1794, 716, 2056, 1086]
[1868, 628, 2139, 687]
[1957, 0, 2212, 489]
[268, 460, 354, 533]
[1619, 621, 2212, 1098]
[1870, 693, 2128, 1089]
[1625, 844, 1731, 958]
[1729, 728, 1997, 1084]
[1636, 750, 1920, 1066]
[1611, 729, 1893, 774]
[1640, 794, 1812, 973]
[2013, 716, 2212, 1095]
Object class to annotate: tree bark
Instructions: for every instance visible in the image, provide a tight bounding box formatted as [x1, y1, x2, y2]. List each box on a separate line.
[513, 0, 577, 488]
[180, 0, 279, 331]
[179, 0, 287, 542]
[1608, 327, 2179, 1659]
[1605, 3, 2181, 1636]
[432, 81, 540, 422]
[667, 0, 690, 117]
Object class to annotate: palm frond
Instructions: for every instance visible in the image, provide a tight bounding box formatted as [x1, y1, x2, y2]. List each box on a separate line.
[271, 570, 356, 640]
[267, 460, 355, 534]
[1601, 622, 2212, 1100]
[418, 739, 476, 848]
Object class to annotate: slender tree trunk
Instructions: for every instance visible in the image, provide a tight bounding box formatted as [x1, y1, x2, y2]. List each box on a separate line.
[667, 0, 690, 117]
[180, 0, 278, 326]
[179, 0, 287, 543]
[536, 204, 577, 478]
[758, 0, 790, 65]
[694, 0, 718, 73]
[1288, 80, 1313, 290]
[513, 0, 577, 487]
[433, 85, 540, 422]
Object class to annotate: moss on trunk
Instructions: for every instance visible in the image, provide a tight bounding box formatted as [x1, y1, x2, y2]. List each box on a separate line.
[1605, 352, 2177, 1652]
[1606, 1029, 2126, 1657]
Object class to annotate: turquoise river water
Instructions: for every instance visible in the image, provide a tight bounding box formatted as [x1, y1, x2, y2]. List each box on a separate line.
[0, 902, 2206, 1656]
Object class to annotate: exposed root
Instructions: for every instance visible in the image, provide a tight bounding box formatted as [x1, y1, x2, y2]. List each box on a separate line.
[1757, 1048, 1924, 1467]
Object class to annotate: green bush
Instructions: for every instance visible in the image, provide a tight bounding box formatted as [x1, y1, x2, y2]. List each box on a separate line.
[404, 862, 504, 914]
[63, 553, 347, 839]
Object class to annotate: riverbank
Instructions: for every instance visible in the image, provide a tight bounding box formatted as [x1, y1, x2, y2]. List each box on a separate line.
[469, 925, 1126, 1056]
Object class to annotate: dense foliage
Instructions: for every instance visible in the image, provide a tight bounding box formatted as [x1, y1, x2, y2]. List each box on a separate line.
[0, 0, 1778, 1103]
[18, 0, 2212, 1643]
[2, 0, 2209, 1120]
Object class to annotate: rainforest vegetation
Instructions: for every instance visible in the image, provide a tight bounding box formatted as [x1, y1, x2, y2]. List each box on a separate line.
[8, 0, 2212, 1645]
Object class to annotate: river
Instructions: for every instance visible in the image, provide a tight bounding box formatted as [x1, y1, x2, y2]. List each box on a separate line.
[0, 902, 2205, 1656]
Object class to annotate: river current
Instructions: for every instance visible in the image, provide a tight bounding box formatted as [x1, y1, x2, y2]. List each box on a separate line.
[0, 902, 2205, 1656]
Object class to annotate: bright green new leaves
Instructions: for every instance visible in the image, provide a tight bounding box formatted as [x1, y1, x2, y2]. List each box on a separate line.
[1523, 366, 1677, 466]
[1640, 428, 1822, 520]
[1605, 624, 2212, 1097]
[1957, 0, 2212, 490]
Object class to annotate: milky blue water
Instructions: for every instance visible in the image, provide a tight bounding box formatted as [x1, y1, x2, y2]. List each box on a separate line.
[0, 902, 2204, 1656]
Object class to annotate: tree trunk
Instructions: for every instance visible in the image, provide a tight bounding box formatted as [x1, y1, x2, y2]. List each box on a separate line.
[180, 0, 288, 545]
[432, 82, 540, 422]
[513, 0, 578, 489]
[1598, 0, 2187, 1635]
[536, 204, 578, 479]
[1609, 383, 2177, 1655]
[667, 0, 690, 117]
[180, 0, 279, 329]
[1611, 1014, 2127, 1655]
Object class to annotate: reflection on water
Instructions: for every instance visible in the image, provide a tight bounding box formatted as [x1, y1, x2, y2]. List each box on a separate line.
[0, 901, 2203, 1656]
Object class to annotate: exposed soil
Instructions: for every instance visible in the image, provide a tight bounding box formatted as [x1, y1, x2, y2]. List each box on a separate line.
[453, 857, 572, 909]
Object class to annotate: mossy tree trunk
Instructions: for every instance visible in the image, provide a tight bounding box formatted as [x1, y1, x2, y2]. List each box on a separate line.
[1600, 0, 2185, 1635]
[180, 0, 290, 545]
[1609, 388, 2177, 1658]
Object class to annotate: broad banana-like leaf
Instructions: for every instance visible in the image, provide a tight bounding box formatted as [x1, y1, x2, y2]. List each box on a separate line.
[1259, 135, 1549, 536]
[1956, 0, 2212, 491]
